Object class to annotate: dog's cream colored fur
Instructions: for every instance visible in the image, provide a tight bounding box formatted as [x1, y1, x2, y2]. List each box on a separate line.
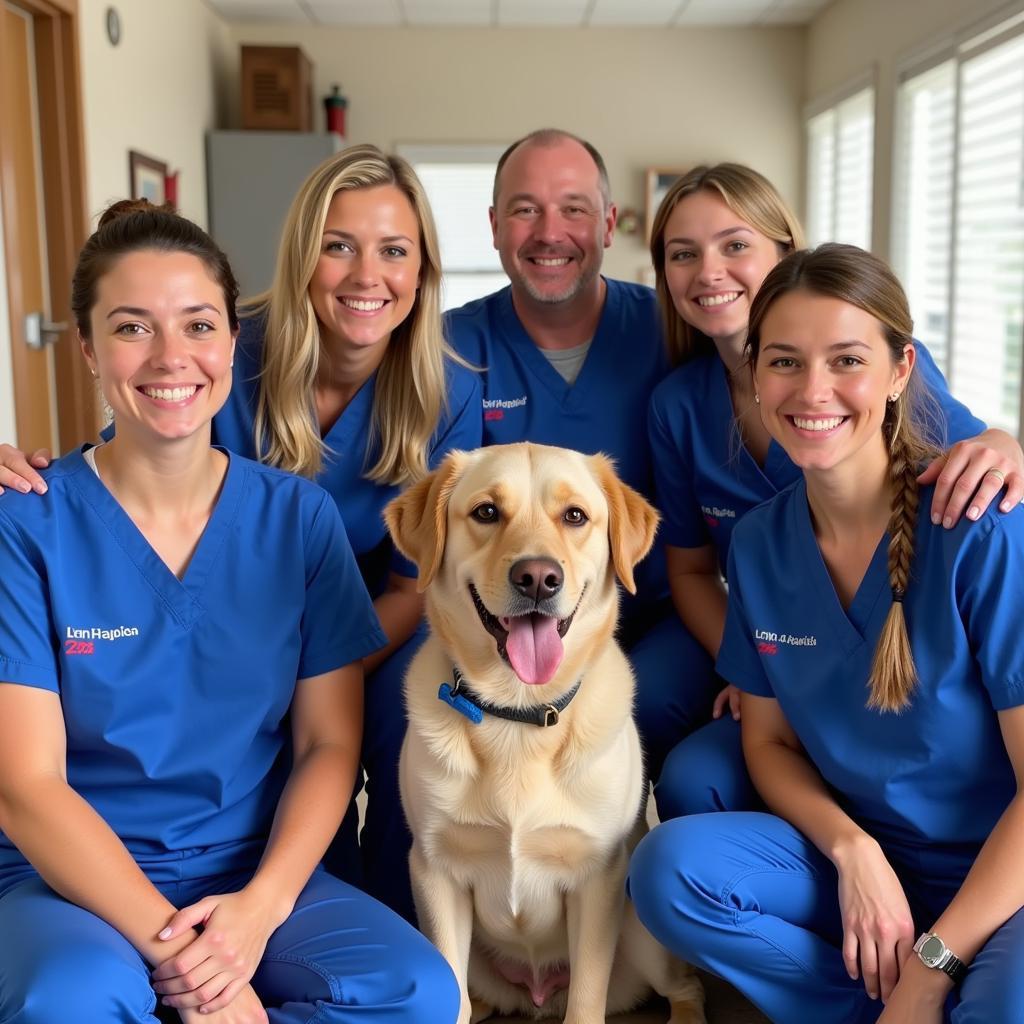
[386, 443, 705, 1024]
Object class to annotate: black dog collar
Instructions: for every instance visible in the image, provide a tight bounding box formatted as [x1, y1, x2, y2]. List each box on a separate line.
[438, 666, 581, 727]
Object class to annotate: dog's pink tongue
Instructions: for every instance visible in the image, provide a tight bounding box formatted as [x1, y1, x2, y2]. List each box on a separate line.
[502, 613, 563, 685]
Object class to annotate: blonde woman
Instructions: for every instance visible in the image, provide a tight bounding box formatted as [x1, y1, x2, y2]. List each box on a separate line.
[643, 163, 1023, 815]
[0, 145, 482, 923]
[631, 244, 1024, 1024]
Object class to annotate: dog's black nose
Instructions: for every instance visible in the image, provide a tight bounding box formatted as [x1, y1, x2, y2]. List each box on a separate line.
[510, 558, 563, 602]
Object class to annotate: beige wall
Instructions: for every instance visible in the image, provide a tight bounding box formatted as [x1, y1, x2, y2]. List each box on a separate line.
[219, 24, 805, 282]
[805, 0, 1024, 259]
[78, 0, 234, 228]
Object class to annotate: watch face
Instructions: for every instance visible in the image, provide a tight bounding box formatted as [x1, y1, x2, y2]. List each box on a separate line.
[920, 935, 945, 965]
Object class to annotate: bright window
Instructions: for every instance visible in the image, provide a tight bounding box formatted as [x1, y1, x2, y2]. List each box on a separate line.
[805, 86, 875, 249]
[397, 144, 508, 311]
[892, 19, 1024, 435]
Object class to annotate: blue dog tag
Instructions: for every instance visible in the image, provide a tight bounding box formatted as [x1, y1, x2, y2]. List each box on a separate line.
[439, 682, 483, 724]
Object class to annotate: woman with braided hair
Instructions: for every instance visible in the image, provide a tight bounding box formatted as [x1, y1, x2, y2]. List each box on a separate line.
[629, 244, 1024, 1023]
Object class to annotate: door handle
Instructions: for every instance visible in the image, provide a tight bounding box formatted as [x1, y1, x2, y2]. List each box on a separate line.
[24, 312, 68, 350]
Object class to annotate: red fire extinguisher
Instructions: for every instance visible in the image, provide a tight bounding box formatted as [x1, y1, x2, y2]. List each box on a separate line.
[324, 85, 348, 138]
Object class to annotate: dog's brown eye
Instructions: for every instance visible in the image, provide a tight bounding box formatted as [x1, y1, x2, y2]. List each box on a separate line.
[471, 503, 499, 524]
[563, 507, 588, 526]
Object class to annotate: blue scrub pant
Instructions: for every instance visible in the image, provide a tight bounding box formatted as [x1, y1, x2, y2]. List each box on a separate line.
[654, 715, 761, 820]
[628, 812, 1024, 1024]
[623, 599, 718, 782]
[0, 861, 458, 1024]
[325, 623, 426, 924]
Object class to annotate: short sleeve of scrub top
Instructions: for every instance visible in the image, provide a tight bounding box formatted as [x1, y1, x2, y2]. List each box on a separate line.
[0, 507, 58, 691]
[299, 488, 388, 678]
[956, 511, 1024, 710]
[912, 340, 986, 444]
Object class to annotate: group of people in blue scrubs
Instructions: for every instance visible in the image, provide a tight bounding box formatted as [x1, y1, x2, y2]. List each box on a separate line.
[1, 127, 1024, 1023]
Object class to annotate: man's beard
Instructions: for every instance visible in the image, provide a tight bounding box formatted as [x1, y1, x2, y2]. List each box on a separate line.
[511, 259, 600, 305]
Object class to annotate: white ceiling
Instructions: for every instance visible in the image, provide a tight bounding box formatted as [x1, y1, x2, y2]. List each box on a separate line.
[207, 0, 833, 28]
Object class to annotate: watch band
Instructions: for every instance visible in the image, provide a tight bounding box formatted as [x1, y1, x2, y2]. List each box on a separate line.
[938, 951, 968, 985]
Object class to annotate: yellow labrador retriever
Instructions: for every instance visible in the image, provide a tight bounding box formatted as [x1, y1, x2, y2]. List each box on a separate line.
[385, 442, 705, 1024]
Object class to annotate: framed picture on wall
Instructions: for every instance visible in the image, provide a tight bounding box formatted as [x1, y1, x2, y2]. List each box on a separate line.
[645, 167, 687, 244]
[129, 150, 168, 205]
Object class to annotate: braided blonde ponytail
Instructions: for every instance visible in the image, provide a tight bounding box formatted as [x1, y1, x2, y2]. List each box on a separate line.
[867, 405, 921, 712]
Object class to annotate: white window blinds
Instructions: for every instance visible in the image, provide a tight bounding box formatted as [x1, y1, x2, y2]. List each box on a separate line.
[893, 23, 1024, 435]
[892, 60, 956, 371]
[397, 145, 508, 312]
[805, 87, 874, 249]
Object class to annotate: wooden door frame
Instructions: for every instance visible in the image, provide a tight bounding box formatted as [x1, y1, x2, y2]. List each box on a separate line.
[0, 0, 96, 450]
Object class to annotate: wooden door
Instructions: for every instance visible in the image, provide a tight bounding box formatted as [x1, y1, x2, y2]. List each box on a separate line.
[0, 0, 93, 453]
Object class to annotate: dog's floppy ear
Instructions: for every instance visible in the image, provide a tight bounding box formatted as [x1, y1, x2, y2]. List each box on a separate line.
[384, 451, 466, 591]
[591, 453, 660, 595]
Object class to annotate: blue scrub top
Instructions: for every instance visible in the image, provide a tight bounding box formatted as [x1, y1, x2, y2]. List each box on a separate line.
[214, 315, 483, 595]
[0, 447, 386, 876]
[445, 279, 667, 497]
[649, 344, 986, 574]
[716, 478, 1024, 880]
[445, 279, 671, 602]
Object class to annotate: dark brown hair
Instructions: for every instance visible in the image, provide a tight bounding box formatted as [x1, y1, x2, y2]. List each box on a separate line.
[746, 243, 939, 713]
[71, 199, 239, 339]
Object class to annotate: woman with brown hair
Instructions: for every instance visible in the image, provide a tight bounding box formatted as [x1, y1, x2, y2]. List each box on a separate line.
[0, 200, 458, 1022]
[630, 244, 1024, 1024]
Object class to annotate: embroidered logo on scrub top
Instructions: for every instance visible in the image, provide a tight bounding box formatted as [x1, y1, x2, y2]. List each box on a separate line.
[63, 625, 141, 656]
[483, 395, 528, 421]
[754, 629, 817, 655]
[702, 504, 737, 528]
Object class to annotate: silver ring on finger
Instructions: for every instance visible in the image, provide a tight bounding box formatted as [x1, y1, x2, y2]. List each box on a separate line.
[985, 468, 1006, 484]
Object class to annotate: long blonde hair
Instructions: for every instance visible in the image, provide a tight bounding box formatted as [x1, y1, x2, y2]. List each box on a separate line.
[650, 163, 805, 366]
[246, 144, 450, 485]
[746, 244, 939, 713]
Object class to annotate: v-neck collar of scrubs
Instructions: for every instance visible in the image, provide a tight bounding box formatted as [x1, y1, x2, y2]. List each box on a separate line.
[65, 445, 245, 628]
[320, 370, 377, 454]
[793, 477, 891, 652]
[711, 356, 793, 489]
[496, 283, 612, 413]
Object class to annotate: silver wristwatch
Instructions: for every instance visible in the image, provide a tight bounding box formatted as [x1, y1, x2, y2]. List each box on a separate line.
[913, 932, 968, 984]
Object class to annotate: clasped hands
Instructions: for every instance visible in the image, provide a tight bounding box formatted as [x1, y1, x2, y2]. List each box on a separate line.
[151, 888, 287, 1022]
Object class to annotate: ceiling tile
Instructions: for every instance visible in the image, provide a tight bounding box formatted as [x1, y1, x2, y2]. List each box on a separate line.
[675, 9, 763, 26]
[497, 0, 589, 26]
[588, 0, 681, 26]
[402, 3, 493, 24]
[207, 0, 311, 21]
[759, 4, 824, 24]
[306, 0, 403, 24]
